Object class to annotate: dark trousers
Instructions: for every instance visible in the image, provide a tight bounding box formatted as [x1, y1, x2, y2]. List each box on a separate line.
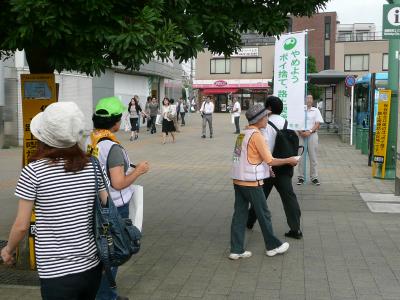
[150, 116, 157, 133]
[248, 175, 301, 232]
[231, 184, 282, 253]
[147, 117, 151, 129]
[234, 116, 240, 133]
[40, 263, 102, 300]
[180, 112, 186, 125]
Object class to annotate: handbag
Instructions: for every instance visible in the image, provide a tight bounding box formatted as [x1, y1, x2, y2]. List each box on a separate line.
[155, 114, 162, 125]
[129, 185, 143, 231]
[91, 157, 142, 288]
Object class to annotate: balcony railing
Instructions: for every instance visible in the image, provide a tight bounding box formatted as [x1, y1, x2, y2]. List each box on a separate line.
[336, 32, 385, 42]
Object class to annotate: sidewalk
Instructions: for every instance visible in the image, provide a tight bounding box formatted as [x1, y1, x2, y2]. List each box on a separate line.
[1, 112, 400, 300]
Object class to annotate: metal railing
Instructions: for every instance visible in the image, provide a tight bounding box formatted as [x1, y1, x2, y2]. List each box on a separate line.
[336, 32, 386, 42]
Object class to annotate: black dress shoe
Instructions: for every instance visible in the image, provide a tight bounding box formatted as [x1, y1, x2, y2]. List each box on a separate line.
[201, 135, 206, 138]
[284, 230, 303, 239]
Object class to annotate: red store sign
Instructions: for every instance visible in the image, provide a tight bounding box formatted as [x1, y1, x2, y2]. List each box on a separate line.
[214, 80, 228, 86]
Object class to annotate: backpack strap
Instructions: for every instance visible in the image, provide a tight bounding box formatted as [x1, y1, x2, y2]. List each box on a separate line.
[267, 120, 279, 132]
[268, 119, 288, 132]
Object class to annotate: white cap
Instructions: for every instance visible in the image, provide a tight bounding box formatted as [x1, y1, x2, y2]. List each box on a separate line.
[30, 102, 85, 148]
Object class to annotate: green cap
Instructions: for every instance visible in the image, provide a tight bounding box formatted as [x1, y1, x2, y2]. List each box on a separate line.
[95, 96, 126, 117]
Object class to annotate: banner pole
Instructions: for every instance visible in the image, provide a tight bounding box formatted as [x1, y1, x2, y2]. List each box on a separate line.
[303, 30, 309, 183]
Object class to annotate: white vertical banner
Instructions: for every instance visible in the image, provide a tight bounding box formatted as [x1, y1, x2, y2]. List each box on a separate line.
[273, 31, 306, 130]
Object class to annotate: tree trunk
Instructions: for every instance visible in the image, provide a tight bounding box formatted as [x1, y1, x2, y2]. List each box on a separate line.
[25, 47, 55, 74]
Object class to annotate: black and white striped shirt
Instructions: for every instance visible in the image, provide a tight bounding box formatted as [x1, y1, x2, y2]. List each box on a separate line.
[15, 159, 108, 279]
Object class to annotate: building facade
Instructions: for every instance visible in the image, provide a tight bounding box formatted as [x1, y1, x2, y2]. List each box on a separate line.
[0, 51, 186, 147]
[193, 12, 389, 144]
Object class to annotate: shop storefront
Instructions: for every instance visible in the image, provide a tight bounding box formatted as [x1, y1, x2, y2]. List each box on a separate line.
[193, 79, 270, 112]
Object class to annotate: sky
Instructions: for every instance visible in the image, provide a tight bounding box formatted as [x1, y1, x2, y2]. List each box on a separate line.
[323, 0, 387, 29]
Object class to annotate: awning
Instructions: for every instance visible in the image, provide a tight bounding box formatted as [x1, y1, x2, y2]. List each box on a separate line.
[202, 88, 239, 94]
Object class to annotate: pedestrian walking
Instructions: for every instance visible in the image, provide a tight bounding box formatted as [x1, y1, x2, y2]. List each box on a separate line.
[169, 98, 180, 132]
[148, 97, 159, 134]
[177, 98, 188, 126]
[232, 97, 241, 134]
[247, 96, 302, 239]
[86, 96, 149, 300]
[191, 97, 197, 112]
[161, 97, 176, 144]
[229, 104, 299, 260]
[145, 96, 152, 131]
[128, 96, 146, 141]
[297, 94, 324, 186]
[1, 102, 106, 300]
[200, 95, 214, 138]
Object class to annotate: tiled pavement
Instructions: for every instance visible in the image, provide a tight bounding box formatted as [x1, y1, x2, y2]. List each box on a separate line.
[1, 112, 400, 300]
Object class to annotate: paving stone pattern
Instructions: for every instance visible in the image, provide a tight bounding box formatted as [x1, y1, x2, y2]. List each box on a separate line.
[1, 113, 400, 299]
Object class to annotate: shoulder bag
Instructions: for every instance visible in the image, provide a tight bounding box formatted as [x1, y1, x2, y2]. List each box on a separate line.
[91, 157, 141, 288]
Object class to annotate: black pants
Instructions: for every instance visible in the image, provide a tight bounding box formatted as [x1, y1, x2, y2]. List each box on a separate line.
[180, 112, 186, 125]
[147, 116, 151, 129]
[234, 116, 240, 133]
[150, 116, 157, 133]
[40, 263, 102, 300]
[248, 175, 301, 232]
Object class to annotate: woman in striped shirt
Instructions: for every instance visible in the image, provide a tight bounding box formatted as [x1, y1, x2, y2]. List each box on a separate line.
[1, 102, 108, 300]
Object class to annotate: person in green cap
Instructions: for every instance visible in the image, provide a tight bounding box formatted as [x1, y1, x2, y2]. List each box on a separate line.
[85, 96, 149, 300]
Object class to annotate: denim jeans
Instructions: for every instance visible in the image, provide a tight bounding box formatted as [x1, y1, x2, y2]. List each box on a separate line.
[96, 203, 129, 300]
[231, 184, 282, 253]
[41, 263, 102, 300]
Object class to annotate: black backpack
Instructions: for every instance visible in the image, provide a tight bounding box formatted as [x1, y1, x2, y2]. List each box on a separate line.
[268, 120, 304, 176]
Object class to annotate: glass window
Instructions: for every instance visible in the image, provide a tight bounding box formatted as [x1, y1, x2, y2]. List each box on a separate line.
[325, 22, 331, 40]
[241, 58, 262, 73]
[344, 55, 369, 71]
[383, 53, 389, 71]
[210, 59, 230, 74]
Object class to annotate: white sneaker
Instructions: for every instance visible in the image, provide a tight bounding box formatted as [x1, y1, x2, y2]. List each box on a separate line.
[228, 251, 252, 260]
[266, 242, 289, 257]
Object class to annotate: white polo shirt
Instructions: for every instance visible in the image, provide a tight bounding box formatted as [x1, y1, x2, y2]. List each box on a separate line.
[232, 101, 241, 117]
[304, 106, 324, 130]
[201, 101, 214, 114]
[261, 114, 286, 153]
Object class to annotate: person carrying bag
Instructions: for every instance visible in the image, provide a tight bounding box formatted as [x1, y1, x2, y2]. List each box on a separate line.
[91, 157, 141, 288]
[85, 96, 149, 300]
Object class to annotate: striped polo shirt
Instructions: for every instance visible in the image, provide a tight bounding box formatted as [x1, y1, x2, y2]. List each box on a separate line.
[15, 159, 108, 278]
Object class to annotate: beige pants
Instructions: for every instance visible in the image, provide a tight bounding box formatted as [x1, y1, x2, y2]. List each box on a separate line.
[297, 133, 319, 180]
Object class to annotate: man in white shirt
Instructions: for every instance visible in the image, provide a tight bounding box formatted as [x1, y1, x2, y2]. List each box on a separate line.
[297, 94, 324, 186]
[200, 96, 215, 138]
[247, 96, 302, 239]
[232, 97, 241, 134]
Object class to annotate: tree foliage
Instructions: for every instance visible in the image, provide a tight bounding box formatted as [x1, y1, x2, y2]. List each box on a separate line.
[307, 55, 323, 100]
[0, 0, 328, 75]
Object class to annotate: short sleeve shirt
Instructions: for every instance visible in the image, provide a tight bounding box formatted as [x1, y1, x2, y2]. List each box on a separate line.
[107, 144, 129, 173]
[14, 159, 109, 278]
[304, 107, 324, 130]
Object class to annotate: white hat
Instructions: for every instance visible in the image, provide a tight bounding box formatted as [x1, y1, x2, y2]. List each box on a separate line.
[30, 102, 85, 148]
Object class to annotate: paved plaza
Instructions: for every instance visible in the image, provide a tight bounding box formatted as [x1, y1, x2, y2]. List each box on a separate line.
[1, 113, 400, 300]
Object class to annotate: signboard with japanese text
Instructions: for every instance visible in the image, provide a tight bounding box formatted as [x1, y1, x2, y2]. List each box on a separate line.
[21, 74, 57, 165]
[383, 4, 400, 39]
[213, 48, 259, 57]
[19, 74, 56, 270]
[372, 90, 391, 179]
[273, 32, 306, 129]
